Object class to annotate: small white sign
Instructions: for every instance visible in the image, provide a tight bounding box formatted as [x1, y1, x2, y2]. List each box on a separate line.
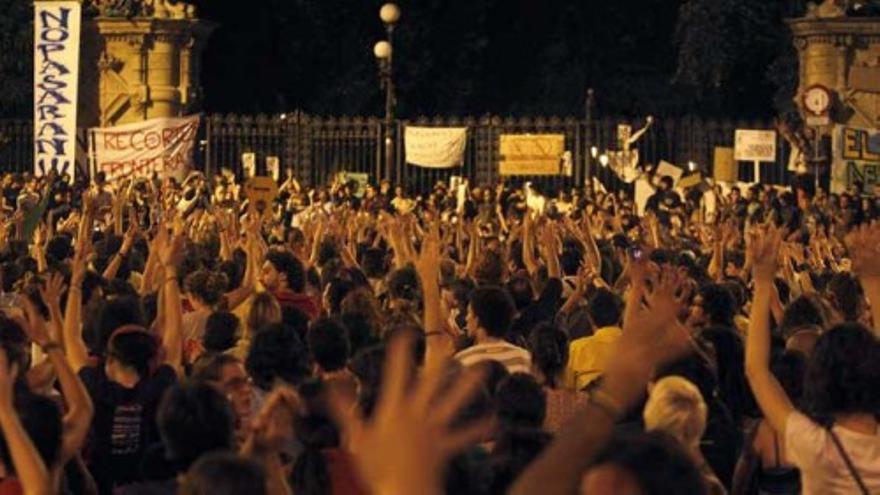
[242, 152, 256, 178]
[734, 130, 777, 163]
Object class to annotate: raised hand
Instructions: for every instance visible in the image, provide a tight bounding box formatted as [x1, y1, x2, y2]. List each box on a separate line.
[329, 335, 491, 495]
[750, 223, 784, 282]
[245, 386, 301, 455]
[38, 272, 66, 311]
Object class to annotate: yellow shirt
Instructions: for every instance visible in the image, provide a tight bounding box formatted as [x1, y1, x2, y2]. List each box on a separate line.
[564, 326, 622, 391]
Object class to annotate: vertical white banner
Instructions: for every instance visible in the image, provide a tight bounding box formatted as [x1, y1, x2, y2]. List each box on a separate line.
[33, 0, 81, 179]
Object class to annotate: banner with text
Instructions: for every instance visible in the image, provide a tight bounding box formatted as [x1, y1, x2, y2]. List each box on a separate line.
[34, 1, 81, 178]
[90, 115, 200, 182]
[499, 134, 565, 176]
[831, 125, 880, 194]
[404, 126, 467, 168]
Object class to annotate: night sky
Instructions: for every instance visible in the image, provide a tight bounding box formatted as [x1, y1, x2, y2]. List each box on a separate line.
[195, 0, 807, 119]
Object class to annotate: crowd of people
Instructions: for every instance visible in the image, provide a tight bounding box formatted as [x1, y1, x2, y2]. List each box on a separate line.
[0, 166, 875, 495]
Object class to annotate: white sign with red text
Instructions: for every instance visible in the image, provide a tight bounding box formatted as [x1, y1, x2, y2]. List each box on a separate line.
[89, 115, 200, 182]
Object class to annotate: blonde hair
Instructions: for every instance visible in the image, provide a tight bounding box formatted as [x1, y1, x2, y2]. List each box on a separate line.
[247, 292, 282, 336]
[643, 376, 707, 449]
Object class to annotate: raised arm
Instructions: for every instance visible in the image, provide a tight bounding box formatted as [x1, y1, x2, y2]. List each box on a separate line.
[102, 218, 137, 281]
[0, 349, 51, 495]
[415, 220, 455, 365]
[63, 225, 92, 372]
[845, 222, 880, 334]
[744, 224, 795, 435]
[21, 297, 93, 465]
[157, 228, 185, 375]
[521, 212, 539, 276]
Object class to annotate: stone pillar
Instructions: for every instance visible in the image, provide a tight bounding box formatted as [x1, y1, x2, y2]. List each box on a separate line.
[79, 1, 215, 128]
[788, 4, 880, 128]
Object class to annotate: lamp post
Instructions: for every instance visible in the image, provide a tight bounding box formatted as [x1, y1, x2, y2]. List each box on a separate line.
[375, 3, 400, 182]
[585, 88, 595, 195]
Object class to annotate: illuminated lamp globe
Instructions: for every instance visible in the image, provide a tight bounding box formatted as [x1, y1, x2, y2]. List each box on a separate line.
[374, 41, 392, 59]
[380, 3, 401, 24]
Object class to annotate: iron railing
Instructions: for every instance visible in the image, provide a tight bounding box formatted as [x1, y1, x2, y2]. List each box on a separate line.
[2, 114, 791, 192]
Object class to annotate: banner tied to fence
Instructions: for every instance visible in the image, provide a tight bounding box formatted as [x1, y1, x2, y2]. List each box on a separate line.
[404, 126, 467, 168]
[89, 115, 200, 183]
[734, 129, 777, 163]
[831, 125, 880, 194]
[34, 0, 82, 179]
[499, 134, 565, 176]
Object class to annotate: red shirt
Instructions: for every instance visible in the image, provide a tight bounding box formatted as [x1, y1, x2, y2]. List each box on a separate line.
[272, 289, 320, 320]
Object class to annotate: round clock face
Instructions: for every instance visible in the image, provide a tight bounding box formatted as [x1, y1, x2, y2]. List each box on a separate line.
[804, 86, 830, 114]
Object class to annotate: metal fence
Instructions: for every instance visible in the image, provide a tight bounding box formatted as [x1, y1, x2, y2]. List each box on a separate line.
[2, 114, 791, 193]
[205, 113, 789, 193]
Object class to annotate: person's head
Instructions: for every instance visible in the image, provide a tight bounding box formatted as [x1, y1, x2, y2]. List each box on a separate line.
[246, 323, 311, 390]
[247, 292, 282, 336]
[644, 376, 707, 451]
[505, 274, 534, 311]
[474, 251, 504, 286]
[467, 286, 515, 340]
[157, 381, 235, 470]
[803, 322, 880, 420]
[588, 288, 623, 328]
[693, 284, 736, 327]
[307, 317, 351, 374]
[261, 250, 305, 292]
[386, 266, 421, 307]
[86, 296, 146, 356]
[825, 273, 864, 323]
[781, 295, 832, 339]
[179, 452, 266, 495]
[193, 354, 254, 426]
[494, 373, 546, 431]
[203, 312, 241, 354]
[527, 323, 568, 388]
[658, 176, 674, 191]
[580, 431, 707, 495]
[105, 326, 158, 381]
[360, 247, 387, 280]
[185, 270, 229, 308]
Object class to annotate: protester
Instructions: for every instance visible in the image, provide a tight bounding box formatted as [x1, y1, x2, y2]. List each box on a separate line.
[0, 169, 875, 495]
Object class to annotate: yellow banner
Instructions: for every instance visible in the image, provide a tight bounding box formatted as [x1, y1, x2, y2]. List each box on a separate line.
[499, 134, 564, 176]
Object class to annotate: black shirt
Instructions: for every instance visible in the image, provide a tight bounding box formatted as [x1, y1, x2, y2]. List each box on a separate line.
[79, 364, 177, 495]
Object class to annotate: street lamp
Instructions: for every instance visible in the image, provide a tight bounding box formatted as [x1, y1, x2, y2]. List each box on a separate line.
[375, 3, 400, 181]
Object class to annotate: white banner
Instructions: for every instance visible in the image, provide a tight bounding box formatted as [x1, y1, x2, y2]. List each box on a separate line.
[34, 1, 81, 178]
[734, 129, 777, 162]
[404, 126, 467, 168]
[89, 115, 200, 182]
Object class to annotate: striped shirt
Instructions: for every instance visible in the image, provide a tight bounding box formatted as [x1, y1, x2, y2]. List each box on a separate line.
[454, 341, 532, 374]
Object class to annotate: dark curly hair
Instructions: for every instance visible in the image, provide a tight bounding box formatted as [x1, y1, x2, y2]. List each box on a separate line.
[803, 323, 880, 421]
[245, 323, 310, 390]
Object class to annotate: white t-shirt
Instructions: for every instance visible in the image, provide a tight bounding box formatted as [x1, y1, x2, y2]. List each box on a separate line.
[785, 411, 880, 495]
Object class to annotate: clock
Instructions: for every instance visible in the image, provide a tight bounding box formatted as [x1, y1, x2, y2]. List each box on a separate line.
[802, 84, 832, 116]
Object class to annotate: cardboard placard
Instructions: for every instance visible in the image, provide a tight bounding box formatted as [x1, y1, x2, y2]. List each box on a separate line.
[243, 176, 278, 213]
[713, 147, 737, 183]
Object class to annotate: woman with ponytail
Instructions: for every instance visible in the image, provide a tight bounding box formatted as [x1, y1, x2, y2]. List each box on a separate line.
[527, 322, 585, 433]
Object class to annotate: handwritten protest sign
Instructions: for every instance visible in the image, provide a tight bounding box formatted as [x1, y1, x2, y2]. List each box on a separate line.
[499, 134, 565, 176]
[404, 126, 467, 168]
[34, 1, 81, 178]
[89, 115, 200, 182]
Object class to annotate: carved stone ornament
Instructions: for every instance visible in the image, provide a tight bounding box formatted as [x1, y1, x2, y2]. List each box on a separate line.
[97, 51, 124, 73]
[86, 0, 196, 19]
[807, 0, 848, 18]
